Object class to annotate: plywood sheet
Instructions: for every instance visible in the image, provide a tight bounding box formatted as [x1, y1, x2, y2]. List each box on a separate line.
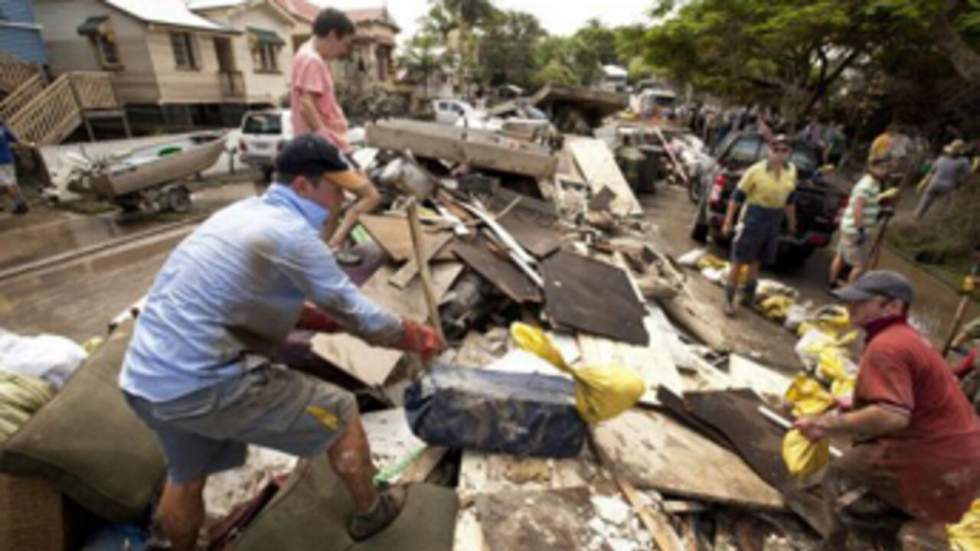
[388, 233, 454, 289]
[452, 237, 542, 304]
[726, 354, 792, 401]
[683, 390, 832, 535]
[541, 251, 648, 345]
[566, 136, 643, 217]
[591, 409, 785, 510]
[311, 261, 463, 386]
[359, 215, 450, 263]
[497, 209, 561, 258]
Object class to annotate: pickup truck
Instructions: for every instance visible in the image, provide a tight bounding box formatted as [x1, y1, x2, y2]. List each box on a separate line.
[689, 132, 848, 265]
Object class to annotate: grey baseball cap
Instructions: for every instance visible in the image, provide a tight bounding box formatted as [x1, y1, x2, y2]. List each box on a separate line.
[832, 270, 915, 304]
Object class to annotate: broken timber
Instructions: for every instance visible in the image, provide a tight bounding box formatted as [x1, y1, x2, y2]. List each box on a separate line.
[565, 136, 643, 217]
[366, 119, 557, 179]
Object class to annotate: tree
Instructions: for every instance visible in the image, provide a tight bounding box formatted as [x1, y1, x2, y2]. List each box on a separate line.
[401, 33, 443, 97]
[574, 18, 619, 66]
[533, 59, 579, 87]
[476, 10, 545, 88]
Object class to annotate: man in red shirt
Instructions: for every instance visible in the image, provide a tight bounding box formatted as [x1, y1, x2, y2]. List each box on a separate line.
[796, 270, 980, 549]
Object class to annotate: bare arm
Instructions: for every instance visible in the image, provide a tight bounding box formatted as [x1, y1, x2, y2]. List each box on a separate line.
[796, 404, 910, 441]
[324, 169, 381, 249]
[299, 91, 325, 133]
[723, 198, 739, 235]
[785, 202, 798, 234]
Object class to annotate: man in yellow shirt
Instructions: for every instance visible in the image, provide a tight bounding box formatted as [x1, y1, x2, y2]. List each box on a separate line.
[721, 135, 798, 315]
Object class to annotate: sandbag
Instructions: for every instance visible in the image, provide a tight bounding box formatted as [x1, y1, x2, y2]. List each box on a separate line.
[949, 498, 980, 551]
[0, 322, 165, 521]
[0, 371, 55, 443]
[404, 364, 587, 458]
[782, 428, 830, 480]
[510, 323, 645, 423]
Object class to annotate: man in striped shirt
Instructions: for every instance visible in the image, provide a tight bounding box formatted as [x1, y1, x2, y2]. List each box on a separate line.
[829, 159, 889, 287]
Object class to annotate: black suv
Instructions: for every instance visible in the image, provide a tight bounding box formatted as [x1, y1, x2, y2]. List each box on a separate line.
[689, 132, 848, 265]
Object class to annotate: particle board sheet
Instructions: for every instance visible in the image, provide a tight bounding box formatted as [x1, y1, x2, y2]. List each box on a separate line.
[311, 261, 464, 387]
[565, 136, 643, 217]
[452, 237, 542, 304]
[577, 316, 683, 405]
[591, 409, 785, 510]
[683, 389, 834, 536]
[541, 251, 648, 345]
[457, 446, 601, 504]
[366, 119, 558, 179]
[359, 215, 453, 263]
[725, 354, 793, 401]
[496, 209, 561, 258]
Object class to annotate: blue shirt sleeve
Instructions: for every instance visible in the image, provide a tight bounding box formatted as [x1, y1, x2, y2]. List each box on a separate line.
[274, 232, 403, 346]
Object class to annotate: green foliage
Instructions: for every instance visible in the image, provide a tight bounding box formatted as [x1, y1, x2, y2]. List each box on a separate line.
[532, 59, 580, 87]
[476, 9, 546, 88]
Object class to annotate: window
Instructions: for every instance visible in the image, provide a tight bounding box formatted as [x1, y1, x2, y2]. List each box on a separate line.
[725, 136, 763, 166]
[94, 33, 119, 67]
[170, 32, 199, 70]
[251, 43, 279, 73]
[242, 113, 283, 135]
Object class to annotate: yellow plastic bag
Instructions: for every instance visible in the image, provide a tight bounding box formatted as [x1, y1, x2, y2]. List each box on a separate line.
[511, 323, 645, 423]
[782, 428, 831, 479]
[760, 295, 794, 321]
[949, 498, 980, 551]
[784, 374, 835, 417]
[695, 253, 728, 271]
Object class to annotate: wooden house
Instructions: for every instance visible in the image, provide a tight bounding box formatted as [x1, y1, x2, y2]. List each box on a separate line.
[0, 0, 47, 65]
[34, 0, 296, 129]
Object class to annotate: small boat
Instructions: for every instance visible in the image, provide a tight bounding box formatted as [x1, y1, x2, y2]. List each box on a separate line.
[83, 131, 227, 212]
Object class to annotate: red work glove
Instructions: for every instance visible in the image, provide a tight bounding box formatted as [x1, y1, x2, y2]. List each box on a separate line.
[295, 303, 343, 333]
[396, 318, 444, 362]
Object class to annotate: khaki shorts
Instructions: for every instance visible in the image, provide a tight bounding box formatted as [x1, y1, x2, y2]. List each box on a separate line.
[0, 163, 16, 188]
[124, 364, 357, 483]
[838, 232, 871, 267]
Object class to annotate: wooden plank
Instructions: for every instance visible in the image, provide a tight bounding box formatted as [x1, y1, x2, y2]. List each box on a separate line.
[359, 214, 451, 263]
[614, 476, 685, 551]
[726, 354, 792, 400]
[389, 232, 453, 289]
[577, 315, 684, 405]
[366, 119, 558, 179]
[407, 201, 446, 342]
[591, 409, 785, 510]
[565, 136, 643, 217]
[452, 237, 542, 304]
[310, 262, 463, 387]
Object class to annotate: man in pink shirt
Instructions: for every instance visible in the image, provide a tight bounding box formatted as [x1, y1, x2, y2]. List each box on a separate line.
[290, 8, 380, 254]
[291, 8, 354, 153]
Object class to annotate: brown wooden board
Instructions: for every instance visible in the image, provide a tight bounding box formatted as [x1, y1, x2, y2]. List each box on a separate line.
[496, 210, 561, 258]
[540, 251, 648, 345]
[452, 237, 542, 304]
[359, 215, 452, 263]
[389, 232, 454, 289]
[683, 389, 834, 536]
[591, 409, 785, 510]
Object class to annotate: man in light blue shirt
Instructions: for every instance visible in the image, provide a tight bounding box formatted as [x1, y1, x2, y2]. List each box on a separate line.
[120, 134, 443, 549]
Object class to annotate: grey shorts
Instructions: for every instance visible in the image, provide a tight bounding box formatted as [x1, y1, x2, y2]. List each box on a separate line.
[838, 232, 870, 266]
[0, 164, 16, 188]
[124, 364, 357, 483]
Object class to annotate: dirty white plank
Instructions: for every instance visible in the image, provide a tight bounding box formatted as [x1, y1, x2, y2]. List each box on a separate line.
[591, 409, 785, 510]
[726, 354, 792, 401]
[566, 136, 643, 216]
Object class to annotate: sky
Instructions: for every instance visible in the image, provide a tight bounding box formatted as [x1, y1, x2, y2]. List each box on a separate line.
[315, 0, 656, 41]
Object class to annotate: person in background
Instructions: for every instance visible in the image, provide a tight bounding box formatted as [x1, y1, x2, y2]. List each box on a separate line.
[0, 122, 29, 215]
[291, 8, 380, 253]
[915, 139, 972, 220]
[721, 134, 798, 316]
[828, 159, 890, 288]
[797, 271, 980, 551]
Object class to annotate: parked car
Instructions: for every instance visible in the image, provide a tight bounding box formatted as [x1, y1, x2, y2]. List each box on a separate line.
[689, 132, 848, 264]
[237, 109, 292, 169]
[432, 99, 480, 126]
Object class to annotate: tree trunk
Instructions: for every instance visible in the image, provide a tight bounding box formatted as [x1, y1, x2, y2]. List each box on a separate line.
[933, 1, 980, 83]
